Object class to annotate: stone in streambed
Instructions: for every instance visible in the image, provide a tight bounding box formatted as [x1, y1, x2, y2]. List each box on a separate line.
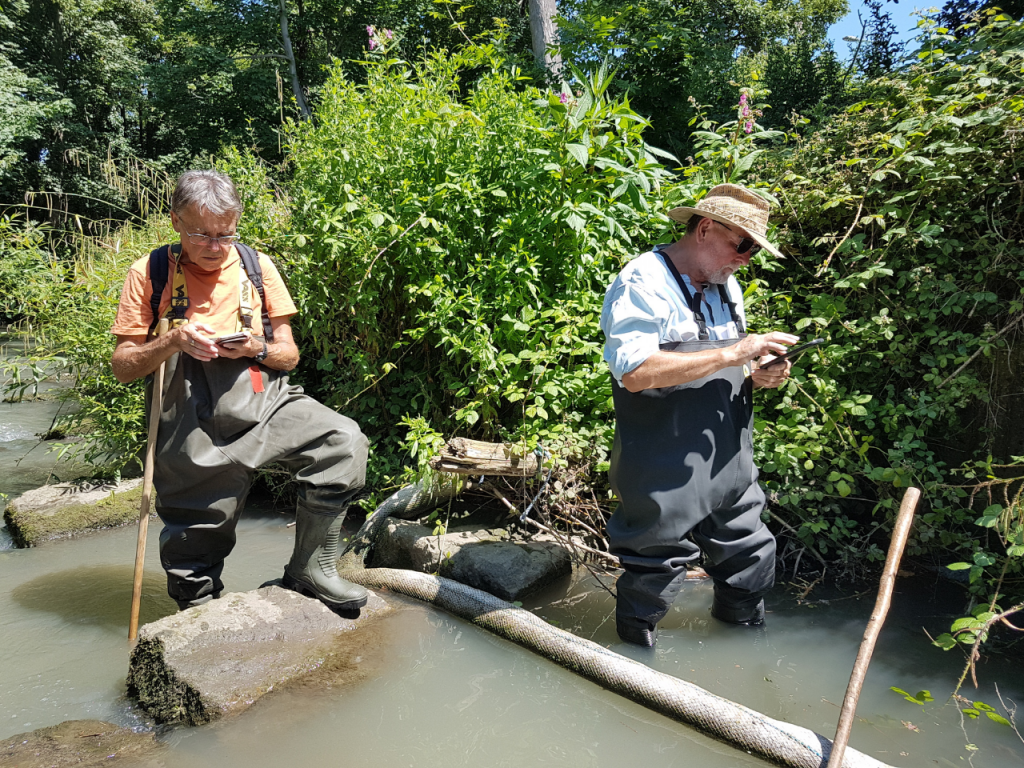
[0, 720, 158, 767]
[3, 479, 153, 548]
[126, 585, 391, 726]
[369, 520, 572, 601]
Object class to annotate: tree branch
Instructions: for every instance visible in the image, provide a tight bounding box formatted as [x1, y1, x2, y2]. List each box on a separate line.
[278, 0, 310, 119]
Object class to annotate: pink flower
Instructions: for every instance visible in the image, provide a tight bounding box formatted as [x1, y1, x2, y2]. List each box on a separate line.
[369, 38, 377, 50]
[739, 93, 748, 106]
[385, 29, 393, 39]
[742, 105, 750, 117]
[367, 25, 374, 35]
[744, 121, 753, 133]
[559, 92, 569, 104]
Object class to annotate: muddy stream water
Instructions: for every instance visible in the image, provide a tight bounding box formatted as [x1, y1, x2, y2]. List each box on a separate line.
[1, 333, 1022, 768]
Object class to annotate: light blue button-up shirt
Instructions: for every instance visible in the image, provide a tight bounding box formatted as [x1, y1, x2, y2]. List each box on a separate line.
[600, 248, 746, 385]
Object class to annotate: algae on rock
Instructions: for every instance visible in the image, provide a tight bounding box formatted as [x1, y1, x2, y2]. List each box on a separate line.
[3, 479, 153, 547]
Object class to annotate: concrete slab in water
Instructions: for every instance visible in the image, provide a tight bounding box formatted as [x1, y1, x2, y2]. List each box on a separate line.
[0, 719, 158, 767]
[126, 585, 391, 726]
[3, 479, 153, 547]
[370, 519, 571, 600]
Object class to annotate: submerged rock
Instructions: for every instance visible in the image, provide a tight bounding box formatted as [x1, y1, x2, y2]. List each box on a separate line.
[369, 520, 572, 601]
[126, 585, 391, 726]
[0, 719, 158, 767]
[3, 479, 152, 547]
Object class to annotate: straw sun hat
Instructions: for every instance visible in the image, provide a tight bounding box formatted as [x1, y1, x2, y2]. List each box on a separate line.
[667, 184, 784, 259]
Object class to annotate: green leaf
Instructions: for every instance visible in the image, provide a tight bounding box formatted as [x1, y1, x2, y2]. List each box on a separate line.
[566, 143, 589, 168]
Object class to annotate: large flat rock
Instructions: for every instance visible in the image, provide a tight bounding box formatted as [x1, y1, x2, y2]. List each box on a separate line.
[369, 520, 571, 601]
[3, 479, 153, 547]
[126, 585, 391, 726]
[0, 720, 158, 767]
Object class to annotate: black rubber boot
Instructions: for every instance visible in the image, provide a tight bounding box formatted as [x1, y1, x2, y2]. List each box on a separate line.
[283, 502, 368, 610]
[616, 616, 658, 647]
[175, 591, 221, 611]
[711, 597, 765, 626]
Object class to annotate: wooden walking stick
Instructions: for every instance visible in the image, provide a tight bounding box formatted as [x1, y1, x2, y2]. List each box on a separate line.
[128, 318, 169, 642]
[826, 486, 921, 768]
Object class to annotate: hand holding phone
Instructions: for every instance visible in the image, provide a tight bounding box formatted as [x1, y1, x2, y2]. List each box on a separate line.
[760, 337, 825, 368]
[215, 332, 248, 346]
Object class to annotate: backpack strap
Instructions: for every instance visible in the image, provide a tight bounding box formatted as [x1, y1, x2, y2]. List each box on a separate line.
[235, 243, 274, 343]
[147, 245, 171, 337]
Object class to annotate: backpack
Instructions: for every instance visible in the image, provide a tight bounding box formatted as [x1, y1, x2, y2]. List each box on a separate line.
[146, 242, 275, 342]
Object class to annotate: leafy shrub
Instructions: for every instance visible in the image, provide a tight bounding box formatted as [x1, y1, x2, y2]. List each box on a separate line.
[746, 12, 1024, 619]
[280, 44, 679, 490]
[0, 214, 58, 322]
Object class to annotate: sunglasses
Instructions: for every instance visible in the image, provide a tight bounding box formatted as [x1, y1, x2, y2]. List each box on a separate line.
[714, 220, 762, 256]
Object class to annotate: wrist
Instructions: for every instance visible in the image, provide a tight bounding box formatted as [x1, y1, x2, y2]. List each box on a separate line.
[723, 344, 743, 367]
[253, 338, 269, 362]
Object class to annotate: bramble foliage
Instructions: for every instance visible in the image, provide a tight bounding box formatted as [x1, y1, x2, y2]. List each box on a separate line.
[748, 11, 1024, 624]
[279, 42, 679, 488]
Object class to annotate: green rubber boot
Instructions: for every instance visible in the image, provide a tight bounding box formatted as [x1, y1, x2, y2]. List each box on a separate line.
[282, 502, 368, 610]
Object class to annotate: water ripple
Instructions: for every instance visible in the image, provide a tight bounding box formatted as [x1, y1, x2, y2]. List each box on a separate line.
[0, 424, 33, 443]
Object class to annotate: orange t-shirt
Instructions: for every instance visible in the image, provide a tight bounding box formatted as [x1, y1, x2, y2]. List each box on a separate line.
[110, 245, 297, 338]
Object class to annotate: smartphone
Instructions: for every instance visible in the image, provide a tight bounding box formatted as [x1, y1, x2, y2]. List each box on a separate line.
[760, 337, 825, 368]
[215, 332, 248, 346]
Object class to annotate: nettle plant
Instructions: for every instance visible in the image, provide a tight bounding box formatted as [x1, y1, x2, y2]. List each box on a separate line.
[282, 42, 679, 490]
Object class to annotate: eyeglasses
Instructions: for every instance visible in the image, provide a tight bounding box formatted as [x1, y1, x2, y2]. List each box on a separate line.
[714, 220, 762, 256]
[185, 231, 239, 247]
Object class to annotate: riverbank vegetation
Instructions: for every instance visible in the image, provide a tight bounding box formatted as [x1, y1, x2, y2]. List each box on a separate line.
[2, 0, 1022, 674]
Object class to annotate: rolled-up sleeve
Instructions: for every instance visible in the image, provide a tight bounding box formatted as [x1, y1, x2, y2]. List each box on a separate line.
[600, 281, 667, 384]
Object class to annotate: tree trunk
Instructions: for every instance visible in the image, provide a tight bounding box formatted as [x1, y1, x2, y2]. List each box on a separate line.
[277, 0, 310, 119]
[528, 0, 563, 75]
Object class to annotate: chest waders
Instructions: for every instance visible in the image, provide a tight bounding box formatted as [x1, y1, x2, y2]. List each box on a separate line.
[607, 251, 775, 644]
[147, 245, 370, 611]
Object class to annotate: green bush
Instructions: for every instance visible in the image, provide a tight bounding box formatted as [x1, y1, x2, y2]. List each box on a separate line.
[279, 43, 679, 489]
[0, 213, 58, 322]
[747, 11, 1024, 627]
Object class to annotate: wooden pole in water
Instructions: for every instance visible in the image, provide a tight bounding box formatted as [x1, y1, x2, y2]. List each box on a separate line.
[128, 318, 169, 642]
[827, 486, 921, 768]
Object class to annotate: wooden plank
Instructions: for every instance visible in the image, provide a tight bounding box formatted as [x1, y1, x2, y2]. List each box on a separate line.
[428, 438, 542, 476]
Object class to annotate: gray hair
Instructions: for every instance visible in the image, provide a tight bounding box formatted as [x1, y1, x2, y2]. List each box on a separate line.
[171, 170, 243, 220]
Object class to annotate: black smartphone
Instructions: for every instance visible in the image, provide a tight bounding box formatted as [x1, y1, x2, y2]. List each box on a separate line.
[760, 337, 825, 368]
[215, 332, 248, 345]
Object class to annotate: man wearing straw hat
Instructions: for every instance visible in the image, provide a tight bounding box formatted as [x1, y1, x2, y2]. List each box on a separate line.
[601, 183, 798, 647]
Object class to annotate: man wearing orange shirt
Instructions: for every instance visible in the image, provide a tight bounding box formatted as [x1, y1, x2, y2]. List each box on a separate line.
[111, 169, 369, 612]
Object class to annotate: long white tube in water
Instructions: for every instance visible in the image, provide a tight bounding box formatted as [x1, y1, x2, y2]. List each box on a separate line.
[346, 567, 897, 768]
